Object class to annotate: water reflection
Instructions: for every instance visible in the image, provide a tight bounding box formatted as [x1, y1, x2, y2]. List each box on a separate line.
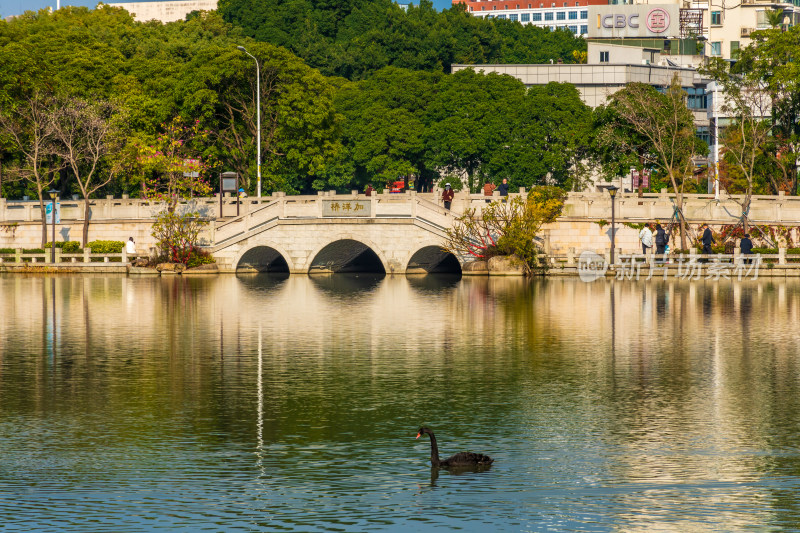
[2, 275, 800, 530]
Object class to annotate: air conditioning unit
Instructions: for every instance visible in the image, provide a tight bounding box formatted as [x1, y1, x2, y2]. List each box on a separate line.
[741, 27, 753, 37]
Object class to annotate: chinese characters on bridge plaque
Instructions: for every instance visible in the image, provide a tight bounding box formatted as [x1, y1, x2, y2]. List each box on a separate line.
[322, 199, 372, 217]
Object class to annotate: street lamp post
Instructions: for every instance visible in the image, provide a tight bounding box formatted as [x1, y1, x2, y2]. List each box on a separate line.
[48, 188, 58, 264]
[608, 185, 619, 266]
[237, 45, 261, 198]
[712, 82, 720, 201]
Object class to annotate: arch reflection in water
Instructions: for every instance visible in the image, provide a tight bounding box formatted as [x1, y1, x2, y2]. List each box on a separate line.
[308, 239, 386, 274]
[309, 273, 384, 297]
[406, 273, 462, 295]
[237, 246, 290, 273]
[407, 246, 462, 275]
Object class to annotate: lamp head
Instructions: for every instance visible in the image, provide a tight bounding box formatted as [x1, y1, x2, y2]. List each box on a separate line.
[237, 45, 246, 51]
[607, 185, 619, 199]
[48, 188, 59, 198]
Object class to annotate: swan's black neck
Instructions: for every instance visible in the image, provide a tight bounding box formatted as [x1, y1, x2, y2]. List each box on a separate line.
[424, 430, 441, 467]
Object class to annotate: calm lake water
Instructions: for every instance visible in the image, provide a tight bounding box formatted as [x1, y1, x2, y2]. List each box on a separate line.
[2, 274, 800, 532]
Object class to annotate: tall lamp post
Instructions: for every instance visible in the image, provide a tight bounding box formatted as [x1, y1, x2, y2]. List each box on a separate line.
[711, 81, 720, 201]
[48, 188, 58, 263]
[237, 45, 261, 198]
[607, 185, 619, 266]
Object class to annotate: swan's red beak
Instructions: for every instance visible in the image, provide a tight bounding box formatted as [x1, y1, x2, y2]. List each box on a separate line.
[416, 432, 421, 439]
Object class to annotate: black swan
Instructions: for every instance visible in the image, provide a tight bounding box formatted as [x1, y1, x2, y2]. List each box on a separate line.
[416, 427, 494, 467]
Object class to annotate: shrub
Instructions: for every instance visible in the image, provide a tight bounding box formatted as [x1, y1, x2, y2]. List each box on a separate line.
[87, 240, 124, 254]
[44, 241, 81, 253]
[151, 210, 209, 265]
[186, 247, 216, 268]
[0, 248, 14, 254]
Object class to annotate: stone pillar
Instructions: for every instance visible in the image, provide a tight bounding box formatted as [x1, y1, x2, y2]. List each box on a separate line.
[779, 247, 786, 265]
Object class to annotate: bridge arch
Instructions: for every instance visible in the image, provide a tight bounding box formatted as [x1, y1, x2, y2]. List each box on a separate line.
[307, 236, 389, 274]
[406, 245, 462, 274]
[234, 242, 294, 273]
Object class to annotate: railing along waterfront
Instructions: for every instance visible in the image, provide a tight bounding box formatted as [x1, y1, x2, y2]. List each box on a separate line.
[0, 248, 147, 264]
[4, 189, 800, 225]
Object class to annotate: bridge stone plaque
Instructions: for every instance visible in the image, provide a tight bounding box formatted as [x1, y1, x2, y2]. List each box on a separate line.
[322, 199, 372, 217]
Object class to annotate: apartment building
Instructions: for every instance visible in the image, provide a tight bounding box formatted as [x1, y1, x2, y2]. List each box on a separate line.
[454, 0, 799, 60]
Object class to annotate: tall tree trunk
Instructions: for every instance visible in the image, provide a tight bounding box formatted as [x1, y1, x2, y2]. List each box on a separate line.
[82, 199, 90, 248]
[38, 194, 48, 248]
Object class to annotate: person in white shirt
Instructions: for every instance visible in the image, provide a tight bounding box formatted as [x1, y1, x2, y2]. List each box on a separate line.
[638, 225, 653, 255]
[126, 237, 136, 256]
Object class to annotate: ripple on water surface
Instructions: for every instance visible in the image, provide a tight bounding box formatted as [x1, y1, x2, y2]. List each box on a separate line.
[2, 276, 800, 531]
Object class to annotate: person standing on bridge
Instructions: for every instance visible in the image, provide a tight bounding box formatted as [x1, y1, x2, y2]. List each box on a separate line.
[483, 181, 496, 203]
[365, 184, 374, 197]
[442, 183, 454, 210]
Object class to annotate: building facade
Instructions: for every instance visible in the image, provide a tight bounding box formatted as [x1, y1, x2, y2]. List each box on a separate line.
[453, 0, 609, 36]
[106, 0, 218, 23]
[454, 0, 799, 60]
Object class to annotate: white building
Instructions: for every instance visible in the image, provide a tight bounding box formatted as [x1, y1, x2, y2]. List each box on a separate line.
[104, 0, 218, 23]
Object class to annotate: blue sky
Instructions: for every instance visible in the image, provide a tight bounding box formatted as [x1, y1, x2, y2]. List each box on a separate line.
[1, 0, 453, 18]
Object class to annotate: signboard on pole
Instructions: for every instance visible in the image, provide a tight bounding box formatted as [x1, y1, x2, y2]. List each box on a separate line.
[45, 202, 60, 224]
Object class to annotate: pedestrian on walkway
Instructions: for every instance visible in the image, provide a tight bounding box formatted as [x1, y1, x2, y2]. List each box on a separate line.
[740, 233, 753, 264]
[654, 223, 668, 260]
[497, 178, 509, 199]
[442, 183, 454, 210]
[701, 223, 715, 255]
[483, 181, 496, 203]
[639, 224, 653, 255]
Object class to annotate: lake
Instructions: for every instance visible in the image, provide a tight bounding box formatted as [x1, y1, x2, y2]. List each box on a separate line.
[1, 274, 800, 531]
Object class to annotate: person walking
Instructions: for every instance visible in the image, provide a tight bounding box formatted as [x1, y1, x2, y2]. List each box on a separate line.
[483, 181, 496, 203]
[654, 223, 668, 260]
[639, 224, 653, 255]
[442, 183, 454, 210]
[701, 223, 715, 255]
[740, 233, 753, 264]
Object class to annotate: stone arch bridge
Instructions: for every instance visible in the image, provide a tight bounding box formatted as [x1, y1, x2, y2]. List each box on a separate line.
[210, 193, 462, 274]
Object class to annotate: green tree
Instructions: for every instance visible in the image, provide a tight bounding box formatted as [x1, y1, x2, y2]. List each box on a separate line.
[603, 77, 706, 250]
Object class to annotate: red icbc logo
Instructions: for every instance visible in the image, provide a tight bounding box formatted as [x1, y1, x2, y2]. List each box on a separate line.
[646, 8, 670, 33]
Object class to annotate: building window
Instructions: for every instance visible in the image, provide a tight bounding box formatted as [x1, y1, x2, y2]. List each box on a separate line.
[568, 25, 578, 33]
[580, 10, 587, 19]
[568, 11, 578, 19]
[575, 1, 579, 5]
[497, 14, 507, 19]
[556, 11, 566, 20]
[580, 24, 588, 34]
[533, 12, 542, 21]
[686, 87, 708, 110]
[521, 13, 530, 22]
[730, 40, 740, 58]
[510, 13, 518, 21]
[545, 12, 554, 20]
[563, 2, 567, 6]
[600, 51, 610, 63]
[710, 41, 722, 56]
[711, 11, 721, 25]
[695, 126, 710, 145]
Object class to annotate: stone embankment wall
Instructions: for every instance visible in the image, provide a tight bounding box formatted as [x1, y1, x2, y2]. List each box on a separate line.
[2, 190, 799, 255]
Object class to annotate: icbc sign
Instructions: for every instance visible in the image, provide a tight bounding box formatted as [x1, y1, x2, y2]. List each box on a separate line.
[590, 5, 676, 37]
